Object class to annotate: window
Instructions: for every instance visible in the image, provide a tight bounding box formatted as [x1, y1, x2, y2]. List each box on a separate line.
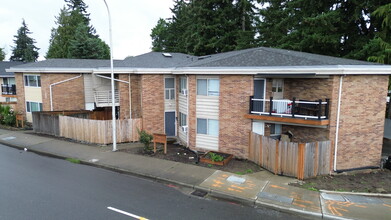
[179, 112, 187, 127]
[165, 78, 175, 100]
[197, 118, 219, 136]
[26, 101, 43, 113]
[272, 79, 283, 93]
[24, 75, 41, 87]
[197, 79, 219, 96]
[270, 124, 282, 136]
[179, 77, 187, 92]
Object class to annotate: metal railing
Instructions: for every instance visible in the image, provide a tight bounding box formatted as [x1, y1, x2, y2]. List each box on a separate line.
[94, 90, 120, 107]
[249, 96, 329, 120]
[1, 84, 16, 95]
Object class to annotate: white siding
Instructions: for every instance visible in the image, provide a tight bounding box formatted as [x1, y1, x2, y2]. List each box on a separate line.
[196, 96, 219, 119]
[178, 92, 188, 144]
[195, 76, 219, 151]
[84, 74, 94, 103]
[165, 99, 176, 111]
[196, 134, 218, 151]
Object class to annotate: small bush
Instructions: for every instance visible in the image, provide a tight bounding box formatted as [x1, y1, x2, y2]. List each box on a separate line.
[0, 105, 16, 126]
[138, 129, 153, 151]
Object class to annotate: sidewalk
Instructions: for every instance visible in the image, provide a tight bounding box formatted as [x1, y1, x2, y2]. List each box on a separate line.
[1, 128, 390, 220]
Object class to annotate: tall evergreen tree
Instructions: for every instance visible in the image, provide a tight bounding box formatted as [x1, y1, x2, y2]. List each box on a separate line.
[150, 0, 258, 55]
[10, 19, 39, 62]
[0, 48, 5, 61]
[46, 0, 109, 59]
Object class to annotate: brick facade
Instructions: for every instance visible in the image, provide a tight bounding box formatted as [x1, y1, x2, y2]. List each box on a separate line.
[41, 74, 85, 111]
[219, 75, 253, 158]
[15, 73, 25, 114]
[130, 75, 142, 119]
[141, 74, 164, 134]
[188, 75, 197, 149]
[334, 75, 388, 170]
[118, 75, 130, 119]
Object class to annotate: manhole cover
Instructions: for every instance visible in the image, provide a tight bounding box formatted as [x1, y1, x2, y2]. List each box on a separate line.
[191, 190, 208, 197]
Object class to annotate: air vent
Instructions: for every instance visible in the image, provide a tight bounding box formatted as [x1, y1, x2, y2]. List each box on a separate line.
[162, 53, 172, 57]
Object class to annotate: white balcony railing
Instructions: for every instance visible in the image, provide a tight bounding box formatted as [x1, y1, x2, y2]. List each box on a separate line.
[94, 90, 120, 107]
[250, 96, 329, 120]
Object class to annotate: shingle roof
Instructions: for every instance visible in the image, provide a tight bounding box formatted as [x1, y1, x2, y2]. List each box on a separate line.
[9, 59, 114, 69]
[0, 61, 25, 76]
[7, 47, 382, 73]
[183, 47, 378, 67]
[119, 52, 197, 68]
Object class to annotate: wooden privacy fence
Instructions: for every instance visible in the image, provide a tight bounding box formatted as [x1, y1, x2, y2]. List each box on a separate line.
[59, 116, 141, 145]
[249, 132, 332, 179]
[33, 112, 141, 145]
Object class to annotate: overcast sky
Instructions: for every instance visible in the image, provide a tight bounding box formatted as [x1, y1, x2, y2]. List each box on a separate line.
[0, 0, 174, 61]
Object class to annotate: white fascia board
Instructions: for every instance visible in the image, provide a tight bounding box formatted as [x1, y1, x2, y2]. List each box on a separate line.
[6, 68, 93, 73]
[172, 65, 391, 75]
[94, 68, 174, 74]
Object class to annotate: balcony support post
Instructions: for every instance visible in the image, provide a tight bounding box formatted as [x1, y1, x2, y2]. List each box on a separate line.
[292, 97, 296, 118]
[318, 99, 322, 120]
[249, 96, 254, 114]
[269, 96, 273, 116]
[325, 98, 330, 119]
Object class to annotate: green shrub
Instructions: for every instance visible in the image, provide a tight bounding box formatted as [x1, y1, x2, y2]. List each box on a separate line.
[138, 129, 153, 151]
[208, 152, 224, 162]
[0, 105, 16, 126]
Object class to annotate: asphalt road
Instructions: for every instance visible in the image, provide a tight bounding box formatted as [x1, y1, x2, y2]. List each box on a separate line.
[0, 145, 306, 220]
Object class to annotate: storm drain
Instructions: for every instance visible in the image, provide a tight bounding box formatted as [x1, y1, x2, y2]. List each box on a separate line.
[191, 190, 208, 198]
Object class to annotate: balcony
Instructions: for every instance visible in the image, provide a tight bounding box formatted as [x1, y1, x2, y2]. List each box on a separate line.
[1, 84, 16, 96]
[245, 96, 330, 126]
[94, 90, 120, 107]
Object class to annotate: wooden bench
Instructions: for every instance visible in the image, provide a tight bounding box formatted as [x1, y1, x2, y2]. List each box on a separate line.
[153, 133, 167, 154]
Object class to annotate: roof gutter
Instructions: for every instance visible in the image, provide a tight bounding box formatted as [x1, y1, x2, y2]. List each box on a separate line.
[50, 74, 82, 111]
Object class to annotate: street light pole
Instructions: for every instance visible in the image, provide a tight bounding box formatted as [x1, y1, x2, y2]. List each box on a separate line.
[103, 0, 117, 151]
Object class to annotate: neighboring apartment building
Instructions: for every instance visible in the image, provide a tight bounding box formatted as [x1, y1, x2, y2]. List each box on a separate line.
[8, 47, 391, 171]
[0, 61, 23, 106]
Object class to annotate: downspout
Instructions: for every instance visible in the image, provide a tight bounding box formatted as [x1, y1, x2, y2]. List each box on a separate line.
[334, 75, 343, 171]
[128, 75, 132, 119]
[50, 74, 82, 111]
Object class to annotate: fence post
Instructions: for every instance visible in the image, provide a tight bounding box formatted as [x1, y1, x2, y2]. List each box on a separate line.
[259, 135, 263, 166]
[248, 132, 253, 160]
[269, 96, 273, 115]
[297, 143, 305, 180]
[314, 142, 319, 177]
[275, 139, 279, 175]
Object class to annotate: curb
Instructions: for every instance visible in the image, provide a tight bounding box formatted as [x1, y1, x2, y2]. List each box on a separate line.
[320, 190, 391, 198]
[255, 200, 323, 220]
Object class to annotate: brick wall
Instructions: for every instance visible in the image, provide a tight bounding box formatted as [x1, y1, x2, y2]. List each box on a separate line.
[219, 75, 253, 158]
[130, 75, 142, 119]
[15, 73, 25, 114]
[118, 75, 130, 119]
[334, 75, 388, 170]
[284, 78, 334, 100]
[41, 73, 85, 111]
[188, 75, 197, 149]
[141, 74, 164, 134]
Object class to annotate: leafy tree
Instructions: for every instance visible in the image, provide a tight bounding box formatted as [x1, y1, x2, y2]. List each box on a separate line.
[151, 18, 170, 52]
[0, 48, 5, 61]
[10, 20, 39, 62]
[46, 0, 109, 59]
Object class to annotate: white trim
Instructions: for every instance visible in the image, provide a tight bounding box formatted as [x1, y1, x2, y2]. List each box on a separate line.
[8, 64, 391, 75]
[95, 74, 129, 84]
[334, 75, 343, 171]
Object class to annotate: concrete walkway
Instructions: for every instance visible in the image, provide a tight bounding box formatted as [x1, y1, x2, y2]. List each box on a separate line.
[1, 128, 390, 220]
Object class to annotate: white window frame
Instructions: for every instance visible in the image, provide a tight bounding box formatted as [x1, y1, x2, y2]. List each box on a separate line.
[179, 77, 187, 92]
[24, 75, 41, 87]
[26, 101, 43, 113]
[197, 78, 220, 96]
[272, 79, 283, 93]
[179, 112, 187, 127]
[197, 118, 219, 136]
[164, 77, 175, 100]
[270, 124, 282, 136]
